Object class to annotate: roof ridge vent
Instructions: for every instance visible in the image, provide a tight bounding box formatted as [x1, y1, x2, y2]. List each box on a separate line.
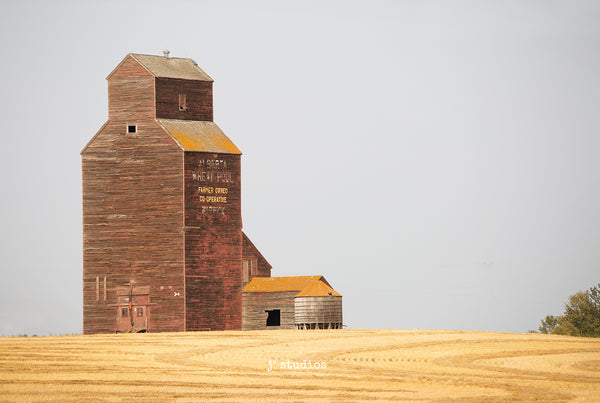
[162, 50, 170, 58]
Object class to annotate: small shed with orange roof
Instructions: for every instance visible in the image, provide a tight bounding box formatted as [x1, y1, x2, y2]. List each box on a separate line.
[242, 276, 342, 330]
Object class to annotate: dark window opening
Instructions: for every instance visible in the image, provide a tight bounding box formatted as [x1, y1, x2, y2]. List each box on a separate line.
[137, 307, 143, 317]
[127, 125, 136, 134]
[266, 309, 280, 327]
[121, 307, 128, 317]
[179, 93, 187, 111]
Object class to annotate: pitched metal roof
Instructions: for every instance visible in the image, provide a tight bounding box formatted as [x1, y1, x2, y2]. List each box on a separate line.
[107, 53, 213, 81]
[131, 53, 213, 81]
[243, 276, 324, 293]
[157, 119, 242, 154]
[295, 280, 341, 297]
[242, 275, 341, 297]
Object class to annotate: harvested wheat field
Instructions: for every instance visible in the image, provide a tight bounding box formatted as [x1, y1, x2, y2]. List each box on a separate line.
[1, 329, 599, 401]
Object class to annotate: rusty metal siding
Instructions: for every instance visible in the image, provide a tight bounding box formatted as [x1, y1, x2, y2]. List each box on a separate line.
[82, 122, 185, 334]
[242, 291, 297, 330]
[184, 152, 242, 330]
[156, 78, 213, 121]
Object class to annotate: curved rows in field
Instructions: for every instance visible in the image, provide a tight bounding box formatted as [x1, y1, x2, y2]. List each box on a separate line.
[0, 330, 599, 401]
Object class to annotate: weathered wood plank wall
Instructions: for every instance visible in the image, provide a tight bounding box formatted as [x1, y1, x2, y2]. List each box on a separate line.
[82, 57, 186, 334]
[155, 78, 213, 121]
[242, 291, 297, 330]
[242, 233, 272, 283]
[184, 152, 242, 331]
[294, 296, 343, 325]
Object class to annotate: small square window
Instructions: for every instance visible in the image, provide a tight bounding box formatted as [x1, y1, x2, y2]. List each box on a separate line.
[127, 125, 137, 134]
[137, 307, 144, 317]
[121, 307, 128, 317]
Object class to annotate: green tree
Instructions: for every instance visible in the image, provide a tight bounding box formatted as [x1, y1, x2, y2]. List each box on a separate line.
[551, 317, 578, 336]
[541, 283, 600, 337]
[538, 315, 559, 334]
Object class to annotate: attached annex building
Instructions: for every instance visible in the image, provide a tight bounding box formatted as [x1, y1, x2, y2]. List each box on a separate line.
[243, 276, 342, 330]
[82, 53, 342, 333]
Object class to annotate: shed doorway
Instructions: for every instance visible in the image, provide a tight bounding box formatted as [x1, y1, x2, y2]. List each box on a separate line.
[265, 309, 280, 327]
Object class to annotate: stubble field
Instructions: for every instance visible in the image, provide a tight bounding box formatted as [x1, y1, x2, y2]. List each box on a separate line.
[1, 329, 599, 401]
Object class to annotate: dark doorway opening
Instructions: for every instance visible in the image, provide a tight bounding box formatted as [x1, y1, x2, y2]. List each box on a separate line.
[265, 309, 280, 326]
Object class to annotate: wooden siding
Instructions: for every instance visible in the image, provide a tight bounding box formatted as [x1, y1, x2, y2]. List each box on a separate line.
[82, 119, 185, 334]
[83, 53, 272, 334]
[156, 78, 213, 121]
[184, 152, 242, 330]
[83, 56, 186, 334]
[242, 292, 297, 330]
[294, 296, 343, 325]
[242, 233, 272, 284]
[107, 55, 156, 121]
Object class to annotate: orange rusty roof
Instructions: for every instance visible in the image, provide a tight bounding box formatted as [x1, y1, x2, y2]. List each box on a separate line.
[243, 275, 341, 297]
[295, 280, 341, 297]
[158, 119, 242, 154]
[243, 276, 323, 292]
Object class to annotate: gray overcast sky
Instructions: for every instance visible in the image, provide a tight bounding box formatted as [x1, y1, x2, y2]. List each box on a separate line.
[0, 0, 598, 336]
